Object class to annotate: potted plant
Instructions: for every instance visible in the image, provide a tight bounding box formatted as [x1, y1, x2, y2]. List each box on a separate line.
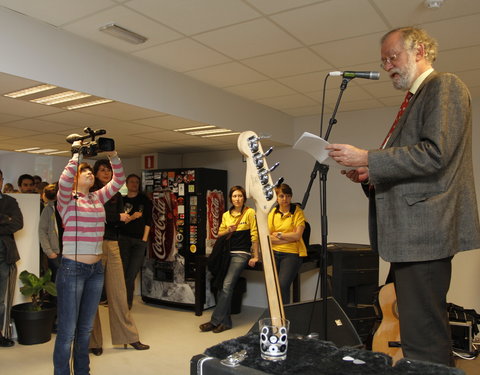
[11, 269, 57, 345]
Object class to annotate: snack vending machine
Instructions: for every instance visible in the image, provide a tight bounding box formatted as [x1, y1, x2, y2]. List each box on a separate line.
[141, 168, 227, 314]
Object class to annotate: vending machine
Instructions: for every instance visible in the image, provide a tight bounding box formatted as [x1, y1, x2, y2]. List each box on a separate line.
[141, 168, 227, 314]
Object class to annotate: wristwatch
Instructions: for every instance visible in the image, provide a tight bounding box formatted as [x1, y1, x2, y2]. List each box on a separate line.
[276, 232, 282, 239]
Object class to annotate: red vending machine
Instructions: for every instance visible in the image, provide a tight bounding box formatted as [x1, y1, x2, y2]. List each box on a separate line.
[141, 168, 227, 315]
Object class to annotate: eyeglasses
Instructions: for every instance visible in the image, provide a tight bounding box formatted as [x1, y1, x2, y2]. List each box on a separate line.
[380, 51, 402, 69]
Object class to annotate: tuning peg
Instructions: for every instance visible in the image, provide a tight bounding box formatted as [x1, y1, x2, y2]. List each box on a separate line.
[268, 162, 280, 173]
[263, 184, 275, 201]
[253, 153, 265, 169]
[252, 147, 273, 169]
[247, 134, 272, 153]
[258, 169, 269, 185]
[263, 147, 273, 157]
[273, 177, 284, 188]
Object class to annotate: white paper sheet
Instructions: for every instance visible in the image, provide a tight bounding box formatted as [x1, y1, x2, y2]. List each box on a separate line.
[293, 132, 336, 167]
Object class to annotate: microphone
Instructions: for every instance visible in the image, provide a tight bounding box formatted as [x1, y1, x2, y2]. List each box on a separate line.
[66, 134, 87, 144]
[329, 71, 380, 80]
[66, 129, 107, 143]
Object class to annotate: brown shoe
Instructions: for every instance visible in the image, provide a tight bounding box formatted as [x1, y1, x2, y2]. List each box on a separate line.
[212, 324, 230, 333]
[199, 322, 217, 332]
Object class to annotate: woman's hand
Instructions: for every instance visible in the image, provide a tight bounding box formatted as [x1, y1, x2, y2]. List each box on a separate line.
[120, 213, 131, 223]
[248, 257, 258, 268]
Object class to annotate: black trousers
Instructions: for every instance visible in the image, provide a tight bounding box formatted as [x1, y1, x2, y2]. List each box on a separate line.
[392, 256, 453, 366]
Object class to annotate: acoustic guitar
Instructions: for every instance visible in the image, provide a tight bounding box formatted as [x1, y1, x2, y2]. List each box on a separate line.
[372, 282, 403, 363]
[237, 131, 285, 322]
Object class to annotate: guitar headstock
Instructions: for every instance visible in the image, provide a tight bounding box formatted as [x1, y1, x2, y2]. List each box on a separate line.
[237, 131, 283, 216]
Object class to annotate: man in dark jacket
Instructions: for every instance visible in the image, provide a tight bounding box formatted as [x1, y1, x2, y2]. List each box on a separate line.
[0, 169, 24, 347]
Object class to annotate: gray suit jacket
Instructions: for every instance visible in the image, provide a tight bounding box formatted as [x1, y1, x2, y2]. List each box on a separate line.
[368, 72, 480, 262]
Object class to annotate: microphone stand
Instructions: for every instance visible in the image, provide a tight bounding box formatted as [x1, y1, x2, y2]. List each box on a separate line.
[301, 77, 352, 340]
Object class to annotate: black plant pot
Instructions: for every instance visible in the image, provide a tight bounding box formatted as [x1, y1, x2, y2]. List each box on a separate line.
[11, 302, 56, 345]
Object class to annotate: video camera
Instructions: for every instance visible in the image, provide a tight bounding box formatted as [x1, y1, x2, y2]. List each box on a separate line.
[66, 127, 115, 157]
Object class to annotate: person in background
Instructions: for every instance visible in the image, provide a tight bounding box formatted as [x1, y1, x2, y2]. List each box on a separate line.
[118, 174, 152, 309]
[268, 183, 307, 305]
[2, 183, 15, 194]
[89, 161, 149, 356]
[326, 27, 480, 365]
[53, 144, 125, 375]
[39, 183, 62, 281]
[0, 169, 23, 347]
[33, 175, 42, 192]
[17, 174, 35, 194]
[200, 186, 258, 333]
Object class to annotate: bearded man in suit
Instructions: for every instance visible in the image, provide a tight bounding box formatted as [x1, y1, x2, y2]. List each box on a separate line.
[326, 27, 480, 365]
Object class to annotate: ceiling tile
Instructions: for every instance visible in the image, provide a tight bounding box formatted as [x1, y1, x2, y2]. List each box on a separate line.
[0, 96, 64, 117]
[62, 5, 182, 52]
[423, 14, 480, 51]
[372, 0, 480, 27]
[193, 18, 302, 60]
[2, 118, 80, 133]
[270, 0, 386, 45]
[224, 80, 296, 100]
[0, 0, 115, 26]
[185, 62, 268, 88]
[278, 70, 333, 92]
[242, 48, 332, 78]
[125, 0, 260, 35]
[435, 45, 480, 73]
[76, 101, 167, 120]
[243, 0, 321, 14]
[256, 93, 318, 110]
[133, 38, 231, 72]
[134, 115, 208, 130]
[281, 105, 323, 117]
[311, 32, 384, 68]
[0, 113, 24, 123]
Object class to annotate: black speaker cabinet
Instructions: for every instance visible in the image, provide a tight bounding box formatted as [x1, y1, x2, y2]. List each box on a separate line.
[327, 243, 379, 344]
[249, 297, 363, 348]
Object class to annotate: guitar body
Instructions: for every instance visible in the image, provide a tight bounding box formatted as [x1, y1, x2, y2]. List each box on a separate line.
[237, 131, 285, 322]
[372, 283, 403, 363]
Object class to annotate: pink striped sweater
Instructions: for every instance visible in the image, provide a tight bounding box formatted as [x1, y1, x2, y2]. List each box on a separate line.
[57, 154, 125, 255]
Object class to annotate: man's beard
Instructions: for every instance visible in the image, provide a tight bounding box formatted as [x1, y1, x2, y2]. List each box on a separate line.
[390, 53, 417, 90]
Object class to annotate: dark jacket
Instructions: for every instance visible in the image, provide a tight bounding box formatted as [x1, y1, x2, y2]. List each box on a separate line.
[0, 193, 24, 264]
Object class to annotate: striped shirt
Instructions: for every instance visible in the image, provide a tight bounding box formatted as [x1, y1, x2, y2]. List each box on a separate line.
[57, 153, 125, 255]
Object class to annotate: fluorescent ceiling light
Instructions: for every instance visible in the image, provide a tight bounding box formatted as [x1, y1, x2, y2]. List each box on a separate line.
[99, 23, 147, 45]
[28, 149, 59, 154]
[174, 125, 216, 132]
[14, 147, 40, 152]
[64, 99, 114, 110]
[202, 132, 241, 138]
[186, 128, 231, 136]
[31, 91, 91, 105]
[4, 84, 57, 98]
[45, 150, 70, 155]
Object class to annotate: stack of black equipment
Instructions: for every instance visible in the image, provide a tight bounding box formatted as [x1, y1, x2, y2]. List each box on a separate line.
[326, 242, 379, 345]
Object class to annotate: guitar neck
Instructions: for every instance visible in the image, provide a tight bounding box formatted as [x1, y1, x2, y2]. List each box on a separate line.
[256, 211, 285, 321]
[237, 130, 285, 323]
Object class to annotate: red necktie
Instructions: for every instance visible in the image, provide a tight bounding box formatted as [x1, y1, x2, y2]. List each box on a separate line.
[380, 91, 413, 149]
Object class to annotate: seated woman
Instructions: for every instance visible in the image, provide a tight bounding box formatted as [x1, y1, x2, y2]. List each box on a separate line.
[268, 183, 307, 305]
[200, 186, 258, 333]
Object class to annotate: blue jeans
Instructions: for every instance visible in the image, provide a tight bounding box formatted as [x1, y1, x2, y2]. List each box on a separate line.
[274, 251, 302, 305]
[211, 253, 249, 328]
[53, 258, 104, 375]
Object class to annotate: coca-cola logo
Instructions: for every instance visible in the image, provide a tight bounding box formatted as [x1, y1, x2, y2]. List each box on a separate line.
[152, 195, 167, 259]
[207, 190, 224, 240]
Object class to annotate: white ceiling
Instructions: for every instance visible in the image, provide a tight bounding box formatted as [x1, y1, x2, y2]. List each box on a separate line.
[1, 0, 479, 158]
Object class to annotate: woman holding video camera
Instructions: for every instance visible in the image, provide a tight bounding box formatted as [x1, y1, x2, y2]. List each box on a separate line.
[53, 142, 125, 375]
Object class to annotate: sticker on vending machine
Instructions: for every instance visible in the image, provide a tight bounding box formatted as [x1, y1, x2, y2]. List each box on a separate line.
[206, 189, 225, 254]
